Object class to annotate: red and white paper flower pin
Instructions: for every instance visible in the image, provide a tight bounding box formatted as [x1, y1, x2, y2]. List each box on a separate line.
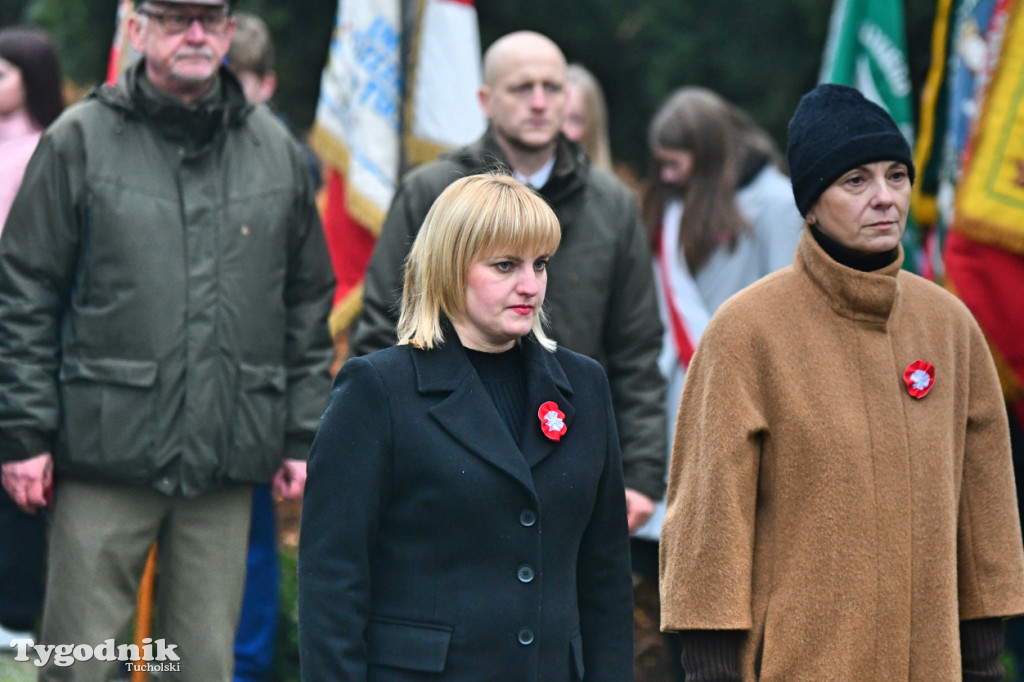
[538, 401, 567, 441]
[903, 360, 935, 399]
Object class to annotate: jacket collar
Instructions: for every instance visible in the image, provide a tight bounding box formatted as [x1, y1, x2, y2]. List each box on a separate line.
[90, 59, 252, 149]
[795, 224, 904, 325]
[412, 329, 575, 495]
[450, 127, 590, 230]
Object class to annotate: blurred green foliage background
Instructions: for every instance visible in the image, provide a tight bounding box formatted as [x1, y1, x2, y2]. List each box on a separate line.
[1, 0, 939, 175]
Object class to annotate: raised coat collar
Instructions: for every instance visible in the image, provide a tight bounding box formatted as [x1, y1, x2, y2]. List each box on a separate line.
[89, 59, 252, 149]
[795, 224, 904, 325]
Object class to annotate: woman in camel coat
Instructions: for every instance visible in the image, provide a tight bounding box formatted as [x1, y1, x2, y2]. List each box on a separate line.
[659, 84, 1024, 681]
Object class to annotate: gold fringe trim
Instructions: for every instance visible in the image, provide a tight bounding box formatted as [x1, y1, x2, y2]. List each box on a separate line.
[329, 283, 365, 340]
[952, 216, 1024, 255]
[911, 0, 954, 227]
[310, 124, 351, 176]
[309, 126, 386, 236]
[405, 136, 448, 167]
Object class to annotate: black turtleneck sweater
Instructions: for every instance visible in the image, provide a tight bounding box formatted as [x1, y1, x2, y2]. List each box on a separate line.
[464, 345, 527, 447]
[809, 224, 898, 272]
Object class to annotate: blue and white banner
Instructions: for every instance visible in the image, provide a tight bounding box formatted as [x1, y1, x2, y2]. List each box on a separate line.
[313, 0, 403, 228]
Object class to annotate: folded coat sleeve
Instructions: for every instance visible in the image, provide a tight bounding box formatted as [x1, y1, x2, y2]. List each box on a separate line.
[0, 133, 80, 462]
[659, 314, 766, 631]
[298, 356, 393, 681]
[956, 317, 1024, 619]
[576, 369, 635, 681]
[282, 153, 336, 461]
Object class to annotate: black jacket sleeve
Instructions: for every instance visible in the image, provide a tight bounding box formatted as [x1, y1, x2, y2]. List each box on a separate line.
[298, 357, 393, 681]
[0, 134, 80, 462]
[576, 369, 636, 680]
[600, 192, 667, 500]
[282, 157, 335, 460]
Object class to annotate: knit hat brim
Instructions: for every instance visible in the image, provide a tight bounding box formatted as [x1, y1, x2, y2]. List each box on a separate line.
[792, 130, 914, 216]
[787, 84, 915, 217]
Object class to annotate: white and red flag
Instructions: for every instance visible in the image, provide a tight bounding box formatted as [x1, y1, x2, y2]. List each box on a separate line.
[311, 0, 485, 339]
[106, 0, 137, 85]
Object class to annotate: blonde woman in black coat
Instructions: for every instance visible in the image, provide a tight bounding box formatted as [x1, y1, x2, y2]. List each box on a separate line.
[298, 173, 634, 681]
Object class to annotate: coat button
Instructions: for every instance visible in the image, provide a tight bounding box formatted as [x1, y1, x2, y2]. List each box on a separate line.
[517, 627, 535, 645]
[517, 564, 535, 583]
[519, 509, 536, 527]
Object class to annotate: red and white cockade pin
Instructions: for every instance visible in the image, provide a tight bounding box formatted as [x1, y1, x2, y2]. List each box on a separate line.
[538, 401, 567, 441]
[903, 360, 935, 399]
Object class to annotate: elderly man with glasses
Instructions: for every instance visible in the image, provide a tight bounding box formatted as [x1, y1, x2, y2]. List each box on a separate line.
[0, 1, 334, 679]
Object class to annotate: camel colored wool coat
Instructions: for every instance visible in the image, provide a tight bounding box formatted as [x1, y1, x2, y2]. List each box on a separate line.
[660, 228, 1024, 681]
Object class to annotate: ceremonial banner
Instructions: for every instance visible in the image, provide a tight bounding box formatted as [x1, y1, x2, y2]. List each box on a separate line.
[908, 0, 1004, 278]
[940, 0, 1005, 191]
[311, 0, 402, 335]
[944, 230, 1024, 423]
[405, 0, 484, 165]
[311, 0, 483, 337]
[312, 0, 402, 235]
[106, 0, 136, 85]
[952, 0, 1024, 254]
[819, 0, 914, 140]
[945, 0, 1024, 423]
[819, 0, 924, 272]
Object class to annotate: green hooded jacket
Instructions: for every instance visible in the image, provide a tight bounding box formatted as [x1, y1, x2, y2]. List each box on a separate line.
[0, 61, 334, 497]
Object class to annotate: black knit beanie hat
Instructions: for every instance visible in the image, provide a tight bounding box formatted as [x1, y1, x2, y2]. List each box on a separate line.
[786, 84, 915, 216]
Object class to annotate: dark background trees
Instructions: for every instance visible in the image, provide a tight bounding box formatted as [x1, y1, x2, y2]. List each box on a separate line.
[2, 0, 938, 176]
[476, 0, 938, 173]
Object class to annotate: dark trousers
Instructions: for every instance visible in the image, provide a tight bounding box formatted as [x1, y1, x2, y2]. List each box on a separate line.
[0, 485, 46, 632]
[1007, 410, 1024, 680]
[632, 537, 686, 682]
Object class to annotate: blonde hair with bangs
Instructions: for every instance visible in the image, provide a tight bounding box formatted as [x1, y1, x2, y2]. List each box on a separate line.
[397, 174, 561, 351]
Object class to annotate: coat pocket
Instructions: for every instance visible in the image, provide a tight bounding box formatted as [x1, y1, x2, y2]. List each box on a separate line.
[366, 616, 453, 673]
[58, 357, 158, 477]
[224, 362, 287, 483]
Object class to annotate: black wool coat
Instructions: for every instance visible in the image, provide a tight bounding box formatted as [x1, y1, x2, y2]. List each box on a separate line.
[298, 333, 634, 681]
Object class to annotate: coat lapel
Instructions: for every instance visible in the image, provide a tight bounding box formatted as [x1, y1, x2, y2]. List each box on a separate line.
[412, 333, 577, 487]
[519, 338, 575, 468]
[414, 335, 536, 494]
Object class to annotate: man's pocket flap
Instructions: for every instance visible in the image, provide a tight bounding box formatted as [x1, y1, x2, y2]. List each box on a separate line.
[59, 357, 158, 387]
[239, 363, 286, 392]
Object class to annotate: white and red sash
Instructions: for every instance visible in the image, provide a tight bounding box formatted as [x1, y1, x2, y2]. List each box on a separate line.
[654, 201, 710, 372]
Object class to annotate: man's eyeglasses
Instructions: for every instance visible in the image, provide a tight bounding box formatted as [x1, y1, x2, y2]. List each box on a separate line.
[138, 8, 231, 35]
